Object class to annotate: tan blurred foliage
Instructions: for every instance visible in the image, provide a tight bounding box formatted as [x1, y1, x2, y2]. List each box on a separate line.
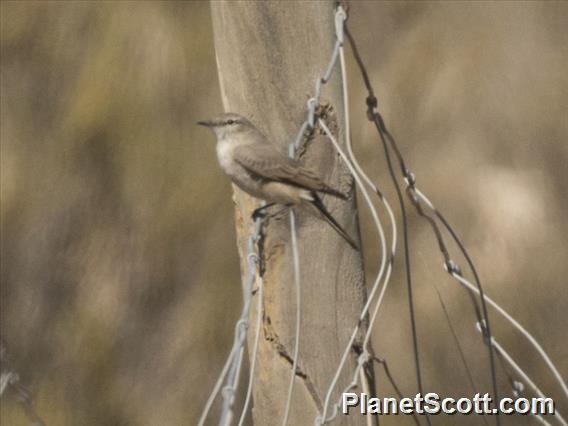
[1, 2, 566, 425]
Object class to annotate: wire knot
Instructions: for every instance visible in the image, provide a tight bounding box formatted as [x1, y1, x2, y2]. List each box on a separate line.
[307, 97, 319, 128]
[476, 319, 490, 339]
[366, 95, 378, 110]
[404, 171, 417, 188]
[357, 352, 370, 367]
[336, 1, 350, 18]
[335, 7, 346, 45]
[475, 320, 495, 351]
[365, 96, 378, 121]
[444, 259, 462, 275]
[221, 385, 235, 403]
[236, 318, 249, 335]
[247, 252, 260, 264]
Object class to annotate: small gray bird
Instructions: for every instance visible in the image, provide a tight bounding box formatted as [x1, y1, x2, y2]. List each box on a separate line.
[198, 112, 358, 250]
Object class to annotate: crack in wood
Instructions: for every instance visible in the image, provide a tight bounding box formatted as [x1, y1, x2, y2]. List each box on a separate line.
[262, 314, 324, 412]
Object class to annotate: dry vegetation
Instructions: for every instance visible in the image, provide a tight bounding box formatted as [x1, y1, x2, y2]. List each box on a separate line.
[1, 2, 566, 425]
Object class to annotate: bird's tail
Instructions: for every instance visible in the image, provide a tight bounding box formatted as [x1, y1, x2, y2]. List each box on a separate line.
[318, 187, 348, 200]
[305, 193, 359, 250]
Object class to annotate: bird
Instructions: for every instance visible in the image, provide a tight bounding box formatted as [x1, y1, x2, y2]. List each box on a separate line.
[197, 112, 358, 250]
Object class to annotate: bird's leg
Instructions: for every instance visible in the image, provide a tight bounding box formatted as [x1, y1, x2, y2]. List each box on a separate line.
[251, 203, 276, 220]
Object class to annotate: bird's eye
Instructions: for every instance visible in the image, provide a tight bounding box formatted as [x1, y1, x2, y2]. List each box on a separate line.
[227, 119, 235, 125]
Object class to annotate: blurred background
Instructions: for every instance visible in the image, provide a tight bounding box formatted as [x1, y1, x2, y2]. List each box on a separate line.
[1, 1, 566, 425]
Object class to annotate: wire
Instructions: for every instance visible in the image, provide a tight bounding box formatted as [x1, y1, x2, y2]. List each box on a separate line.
[199, 219, 265, 426]
[450, 270, 568, 402]
[317, 11, 408, 424]
[344, 22, 503, 425]
[318, 118, 390, 424]
[281, 209, 302, 426]
[476, 324, 567, 426]
[237, 276, 264, 426]
[341, 41, 400, 426]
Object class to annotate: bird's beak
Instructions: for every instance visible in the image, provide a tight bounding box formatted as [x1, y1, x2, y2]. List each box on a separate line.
[197, 120, 213, 127]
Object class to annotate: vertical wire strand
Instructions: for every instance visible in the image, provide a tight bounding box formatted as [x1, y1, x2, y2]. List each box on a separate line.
[282, 209, 302, 426]
[340, 44, 400, 426]
[198, 329, 242, 425]
[339, 37, 398, 368]
[372, 113, 431, 426]
[314, 9, 395, 424]
[318, 119, 388, 424]
[358, 368, 376, 426]
[199, 218, 264, 426]
[237, 276, 264, 426]
[279, 7, 353, 424]
[338, 41, 424, 426]
[339, 37, 383, 426]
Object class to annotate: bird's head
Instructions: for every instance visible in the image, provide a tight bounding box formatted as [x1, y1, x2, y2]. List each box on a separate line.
[197, 113, 254, 141]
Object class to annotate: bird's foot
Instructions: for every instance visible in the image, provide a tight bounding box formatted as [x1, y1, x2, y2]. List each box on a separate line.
[251, 203, 276, 221]
[252, 209, 266, 221]
[251, 203, 291, 221]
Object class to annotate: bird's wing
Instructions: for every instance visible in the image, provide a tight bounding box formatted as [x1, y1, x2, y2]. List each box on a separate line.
[233, 144, 345, 198]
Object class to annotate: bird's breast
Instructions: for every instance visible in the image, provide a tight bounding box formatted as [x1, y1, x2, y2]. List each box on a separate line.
[216, 140, 235, 173]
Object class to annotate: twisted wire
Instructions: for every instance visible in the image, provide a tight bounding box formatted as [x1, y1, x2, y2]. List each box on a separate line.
[199, 218, 265, 426]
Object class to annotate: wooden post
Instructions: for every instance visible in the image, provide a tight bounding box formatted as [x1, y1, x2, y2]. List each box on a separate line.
[210, 2, 372, 424]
